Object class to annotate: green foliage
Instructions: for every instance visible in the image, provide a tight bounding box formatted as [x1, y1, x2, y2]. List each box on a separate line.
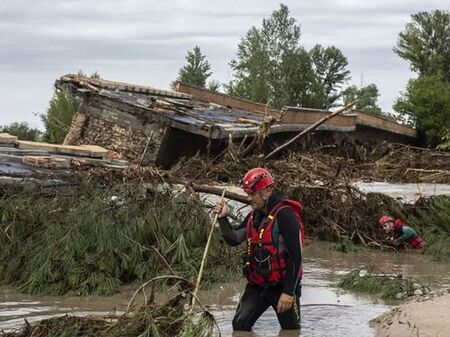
[338, 269, 427, 300]
[227, 24, 281, 104]
[331, 235, 358, 253]
[406, 196, 450, 260]
[394, 10, 450, 81]
[206, 79, 221, 93]
[309, 45, 351, 109]
[0, 184, 239, 296]
[180, 313, 215, 337]
[41, 89, 81, 144]
[394, 10, 450, 146]
[176, 46, 212, 88]
[40, 71, 99, 145]
[0, 122, 42, 141]
[342, 84, 384, 117]
[227, 4, 350, 109]
[394, 74, 450, 146]
[437, 130, 450, 151]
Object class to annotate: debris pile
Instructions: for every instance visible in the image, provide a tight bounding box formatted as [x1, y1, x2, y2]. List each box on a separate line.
[0, 133, 128, 170]
[0, 276, 216, 337]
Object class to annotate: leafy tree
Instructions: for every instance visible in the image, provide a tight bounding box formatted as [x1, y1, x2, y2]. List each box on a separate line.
[394, 10, 450, 81]
[227, 26, 275, 104]
[176, 46, 212, 87]
[207, 79, 221, 92]
[41, 90, 81, 144]
[228, 4, 350, 109]
[0, 122, 42, 141]
[281, 48, 319, 108]
[309, 45, 351, 109]
[342, 84, 384, 116]
[228, 4, 301, 108]
[394, 74, 450, 146]
[40, 71, 99, 144]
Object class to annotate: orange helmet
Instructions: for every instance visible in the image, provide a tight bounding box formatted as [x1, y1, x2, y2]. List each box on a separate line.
[379, 215, 394, 226]
[242, 168, 274, 194]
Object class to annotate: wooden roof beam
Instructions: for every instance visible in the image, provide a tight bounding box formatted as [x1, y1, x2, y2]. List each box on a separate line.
[175, 82, 280, 117]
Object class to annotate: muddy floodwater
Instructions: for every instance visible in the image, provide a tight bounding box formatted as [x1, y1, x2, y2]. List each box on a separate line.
[1, 244, 449, 336]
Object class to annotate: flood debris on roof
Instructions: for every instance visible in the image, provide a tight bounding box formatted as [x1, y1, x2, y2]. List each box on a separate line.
[56, 74, 417, 168]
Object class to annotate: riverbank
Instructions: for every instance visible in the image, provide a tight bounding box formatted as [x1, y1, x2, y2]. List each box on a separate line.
[371, 289, 450, 337]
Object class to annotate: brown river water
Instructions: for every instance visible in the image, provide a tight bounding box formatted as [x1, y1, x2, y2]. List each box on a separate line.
[1, 243, 450, 337]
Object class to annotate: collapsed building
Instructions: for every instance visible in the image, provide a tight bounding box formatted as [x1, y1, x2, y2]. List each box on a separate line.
[57, 74, 417, 168]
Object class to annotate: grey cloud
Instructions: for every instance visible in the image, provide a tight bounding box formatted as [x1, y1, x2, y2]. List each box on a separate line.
[1, 0, 449, 127]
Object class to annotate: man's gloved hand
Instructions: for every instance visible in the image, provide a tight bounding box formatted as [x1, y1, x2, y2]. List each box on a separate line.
[277, 292, 295, 313]
[212, 200, 230, 218]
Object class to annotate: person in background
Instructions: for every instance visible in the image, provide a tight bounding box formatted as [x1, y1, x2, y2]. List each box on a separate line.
[379, 215, 424, 249]
[213, 167, 304, 332]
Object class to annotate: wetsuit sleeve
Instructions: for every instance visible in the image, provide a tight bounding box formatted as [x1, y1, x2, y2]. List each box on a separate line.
[217, 213, 249, 246]
[276, 207, 302, 296]
[394, 226, 417, 245]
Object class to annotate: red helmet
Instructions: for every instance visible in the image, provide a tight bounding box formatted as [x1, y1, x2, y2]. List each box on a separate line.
[379, 215, 394, 226]
[242, 168, 274, 194]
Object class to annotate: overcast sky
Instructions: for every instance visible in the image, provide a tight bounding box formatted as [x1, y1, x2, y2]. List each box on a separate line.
[0, 0, 448, 129]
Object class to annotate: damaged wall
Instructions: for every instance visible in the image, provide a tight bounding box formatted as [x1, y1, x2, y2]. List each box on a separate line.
[63, 94, 166, 164]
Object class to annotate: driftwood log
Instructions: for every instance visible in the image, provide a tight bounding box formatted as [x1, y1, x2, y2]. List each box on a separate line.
[190, 183, 249, 204]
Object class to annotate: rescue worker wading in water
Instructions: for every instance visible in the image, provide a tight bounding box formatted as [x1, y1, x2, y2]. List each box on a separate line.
[213, 168, 304, 332]
[379, 215, 424, 249]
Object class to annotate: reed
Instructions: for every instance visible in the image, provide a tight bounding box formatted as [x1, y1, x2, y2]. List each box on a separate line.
[406, 196, 450, 260]
[0, 183, 239, 295]
[338, 268, 428, 300]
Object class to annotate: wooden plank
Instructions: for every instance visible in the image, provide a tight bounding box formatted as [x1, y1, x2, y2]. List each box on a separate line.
[23, 156, 71, 169]
[0, 153, 24, 164]
[17, 141, 108, 158]
[58, 74, 192, 100]
[175, 82, 280, 117]
[0, 133, 18, 144]
[17, 141, 58, 152]
[0, 147, 50, 156]
[69, 156, 129, 168]
[80, 145, 109, 158]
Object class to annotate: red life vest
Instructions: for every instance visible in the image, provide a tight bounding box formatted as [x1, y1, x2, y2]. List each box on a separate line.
[244, 199, 304, 286]
[393, 219, 425, 249]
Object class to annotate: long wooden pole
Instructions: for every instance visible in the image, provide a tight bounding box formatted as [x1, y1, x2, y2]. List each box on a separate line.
[189, 188, 227, 315]
[264, 101, 355, 160]
[191, 183, 248, 204]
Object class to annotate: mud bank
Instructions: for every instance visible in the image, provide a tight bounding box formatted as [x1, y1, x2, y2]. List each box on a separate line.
[371, 290, 450, 337]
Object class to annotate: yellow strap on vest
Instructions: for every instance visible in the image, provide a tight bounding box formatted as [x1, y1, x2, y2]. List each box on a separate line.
[259, 228, 265, 240]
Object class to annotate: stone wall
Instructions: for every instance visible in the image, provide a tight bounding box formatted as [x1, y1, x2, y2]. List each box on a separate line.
[64, 99, 166, 164]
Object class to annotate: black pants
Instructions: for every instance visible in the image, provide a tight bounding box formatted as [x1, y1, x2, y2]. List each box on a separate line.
[232, 283, 301, 331]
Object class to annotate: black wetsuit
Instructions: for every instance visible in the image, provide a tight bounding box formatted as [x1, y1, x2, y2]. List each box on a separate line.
[218, 195, 303, 331]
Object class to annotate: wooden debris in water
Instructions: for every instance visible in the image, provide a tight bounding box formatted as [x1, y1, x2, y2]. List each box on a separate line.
[0, 276, 217, 337]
